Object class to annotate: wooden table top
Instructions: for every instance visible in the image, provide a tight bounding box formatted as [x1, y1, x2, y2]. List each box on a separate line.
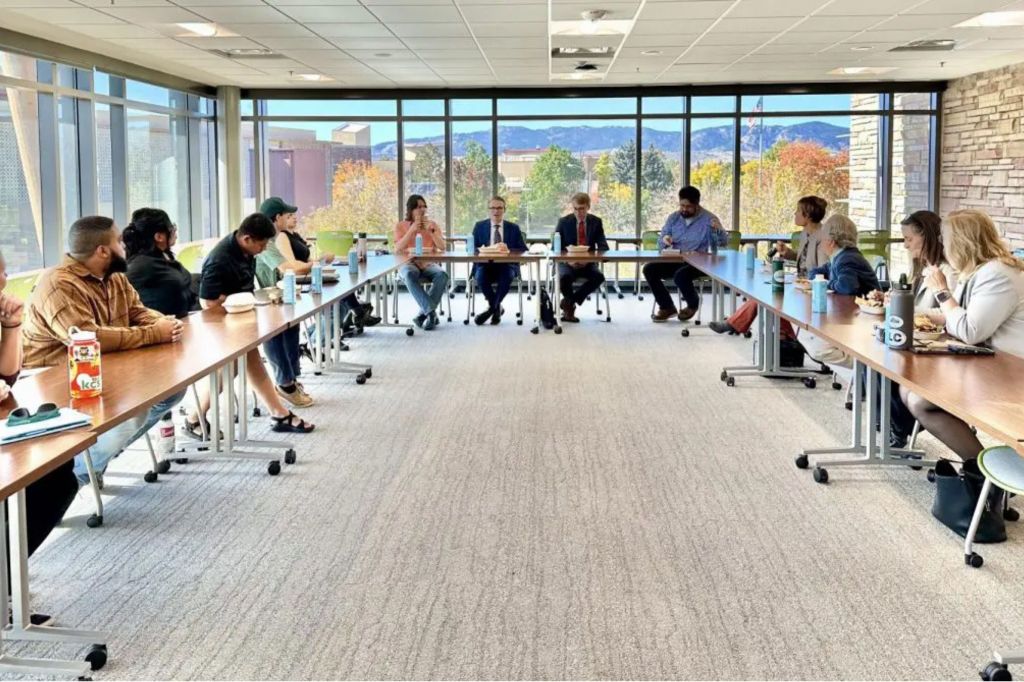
[684, 251, 1024, 454]
[550, 249, 695, 263]
[412, 250, 545, 264]
[0, 426, 97, 499]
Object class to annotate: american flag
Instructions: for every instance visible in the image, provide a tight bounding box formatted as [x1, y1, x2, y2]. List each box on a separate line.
[746, 96, 763, 137]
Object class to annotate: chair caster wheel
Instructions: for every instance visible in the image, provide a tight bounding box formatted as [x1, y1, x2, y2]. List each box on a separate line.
[406, 328, 414, 336]
[463, 320, 469, 325]
[982, 661, 1012, 680]
[726, 376, 735, 387]
[795, 454, 809, 469]
[284, 449, 297, 465]
[85, 644, 107, 671]
[720, 370, 728, 381]
[803, 377, 817, 389]
[832, 382, 842, 390]
[966, 552, 984, 568]
[268, 461, 281, 476]
[927, 468, 936, 483]
[175, 458, 189, 465]
[617, 293, 624, 299]
[143, 471, 158, 483]
[79, 677, 92, 681]
[517, 320, 523, 326]
[554, 327, 563, 335]
[252, 407, 262, 417]
[356, 374, 367, 385]
[845, 401, 853, 411]
[1005, 507, 1020, 522]
[530, 327, 539, 334]
[681, 329, 689, 337]
[694, 320, 701, 325]
[157, 460, 171, 474]
[86, 514, 103, 528]
[364, 368, 372, 379]
[638, 295, 644, 301]
[813, 467, 829, 484]
[743, 331, 752, 338]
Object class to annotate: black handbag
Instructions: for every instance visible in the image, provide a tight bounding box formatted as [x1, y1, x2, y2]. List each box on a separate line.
[779, 338, 806, 368]
[539, 289, 556, 330]
[931, 458, 1006, 543]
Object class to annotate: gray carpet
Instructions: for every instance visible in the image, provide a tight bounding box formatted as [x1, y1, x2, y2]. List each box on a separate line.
[7, 292, 1024, 680]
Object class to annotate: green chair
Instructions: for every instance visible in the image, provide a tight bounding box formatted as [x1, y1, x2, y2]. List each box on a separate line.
[790, 230, 801, 253]
[176, 244, 206, 273]
[725, 230, 742, 251]
[858, 229, 894, 281]
[316, 230, 354, 262]
[4, 271, 40, 302]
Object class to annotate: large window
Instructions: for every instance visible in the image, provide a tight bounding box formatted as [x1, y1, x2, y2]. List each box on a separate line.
[127, 109, 190, 227]
[263, 120, 398, 236]
[0, 85, 42, 272]
[245, 90, 940, 249]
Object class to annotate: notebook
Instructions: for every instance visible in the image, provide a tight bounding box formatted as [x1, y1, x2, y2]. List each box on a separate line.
[0, 408, 92, 445]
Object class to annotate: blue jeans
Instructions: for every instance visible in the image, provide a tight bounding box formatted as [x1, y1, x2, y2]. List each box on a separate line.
[76, 390, 186, 483]
[399, 263, 449, 316]
[263, 325, 302, 386]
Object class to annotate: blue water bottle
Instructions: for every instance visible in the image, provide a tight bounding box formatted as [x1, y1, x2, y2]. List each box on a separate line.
[466, 234, 475, 255]
[811, 274, 828, 313]
[745, 244, 756, 270]
[552, 232, 562, 255]
[348, 250, 359, 274]
[415, 233, 424, 256]
[310, 262, 323, 294]
[282, 269, 296, 305]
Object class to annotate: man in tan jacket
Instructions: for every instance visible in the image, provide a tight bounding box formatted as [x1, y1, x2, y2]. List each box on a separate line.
[23, 215, 184, 485]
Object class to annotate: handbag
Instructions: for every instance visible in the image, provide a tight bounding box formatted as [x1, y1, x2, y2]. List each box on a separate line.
[931, 458, 1006, 543]
[539, 289, 556, 330]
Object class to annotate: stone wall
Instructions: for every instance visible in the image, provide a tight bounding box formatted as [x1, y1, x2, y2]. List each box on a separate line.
[940, 63, 1024, 251]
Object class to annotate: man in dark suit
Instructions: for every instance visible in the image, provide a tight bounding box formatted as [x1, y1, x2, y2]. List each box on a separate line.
[554, 192, 609, 323]
[471, 195, 528, 325]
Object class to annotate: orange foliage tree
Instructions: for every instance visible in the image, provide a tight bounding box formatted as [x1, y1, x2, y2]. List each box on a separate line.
[301, 160, 398, 235]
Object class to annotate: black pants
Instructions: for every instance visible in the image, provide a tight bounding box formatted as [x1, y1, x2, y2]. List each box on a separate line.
[558, 263, 604, 305]
[861, 366, 917, 440]
[5, 460, 77, 592]
[643, 262, 702, 310]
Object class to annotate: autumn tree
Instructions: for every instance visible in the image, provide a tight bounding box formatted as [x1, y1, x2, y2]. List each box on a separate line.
[302, 159, 397, 235]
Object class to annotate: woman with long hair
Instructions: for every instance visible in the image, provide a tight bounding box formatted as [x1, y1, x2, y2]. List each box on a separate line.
[393, 194, 449, 330]
[124, 207, 197, 318]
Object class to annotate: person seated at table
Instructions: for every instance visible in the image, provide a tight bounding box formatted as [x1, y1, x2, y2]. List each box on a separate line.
[21, 216, 186, 487]
[0, 249, 77, 626]
[555, 192, 609, 323]
[710, 195, 827, 334]
[883, 210, 959, 448]
[471, 195, 528, 325]
[193, 213, 314, 435]
[258, 197, 380, 332]
[797, 214, 880, 369]
[644, 185, 726, 322]
[124, 208, 198, 318]
[901, 209, 1024, 461]
[394, 194, 449, 330]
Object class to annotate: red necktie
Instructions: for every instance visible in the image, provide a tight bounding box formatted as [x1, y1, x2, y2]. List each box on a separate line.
[577, 220, 587, 246]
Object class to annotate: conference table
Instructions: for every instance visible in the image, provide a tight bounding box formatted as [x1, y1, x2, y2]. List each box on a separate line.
[0, 428, 107, 678]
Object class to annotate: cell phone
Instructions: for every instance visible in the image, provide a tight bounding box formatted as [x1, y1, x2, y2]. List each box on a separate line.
[947, 342, 995, 356]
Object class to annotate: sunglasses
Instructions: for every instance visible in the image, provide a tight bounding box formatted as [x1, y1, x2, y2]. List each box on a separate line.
[7, 402, 59, 427]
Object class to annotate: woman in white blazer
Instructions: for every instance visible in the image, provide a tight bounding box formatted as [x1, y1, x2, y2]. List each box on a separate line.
[900, 209, 1024, 460]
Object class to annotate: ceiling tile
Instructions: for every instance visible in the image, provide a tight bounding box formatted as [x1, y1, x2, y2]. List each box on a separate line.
[218, 22, 316, 36]
[369, 4, 464, 22]
[631, 18, 713, 35]
[305, 22, 392, 36]
[388, 22, 469, 36]
[276, 4, 376, 22]
[469, 21, 544, 37]
[264, 0, 359, 4]
[403, 36, 478, 49]
[260, 36, 338, 49]
[11, 6, 123, 22]
[67, 23, 164, 38]
[105, 5, 212, 22]
[551, 2, 640, 22]
[640, 1, 734, 20]
[327, 36, 406, 48]
[797, 15, 892, 31]
[188, 5, 290, 22]
[876, 13, 979, 31]
[815, 0, 924, 15]
[414, 49, 484, 59]
[728, 0, 827, 17]
[172, 0, 269, 5]
[462, 4, 547, 22]
[76, 0, 170, 6]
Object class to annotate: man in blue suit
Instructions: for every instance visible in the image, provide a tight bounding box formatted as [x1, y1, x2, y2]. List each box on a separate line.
[471, 195, 528, 325]
[554, 192, 609, 322]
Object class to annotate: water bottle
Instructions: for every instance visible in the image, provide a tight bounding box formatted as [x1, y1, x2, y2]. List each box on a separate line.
[885, 274, 914, 350]
[414, 233, 424, 256]
[282, 269, 296, 304]
[811, 274, 828, 313]
[357, 232, 367, 262]
[709, 230, 719, 255]
[745, 244, 756, 270]
[552, 232, 562, 255]
[157, 412, 175, 457]
[348, 249, 359, 274]
[310, 262, 323, 294]
[771, 255, 784, 292]
[466, 234, 475, 255]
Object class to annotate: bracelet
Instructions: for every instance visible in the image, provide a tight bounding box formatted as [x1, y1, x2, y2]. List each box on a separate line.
[1, 322, 22, 329]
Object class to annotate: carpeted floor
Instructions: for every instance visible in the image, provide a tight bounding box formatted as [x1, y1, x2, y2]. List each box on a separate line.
[7, 291, 1024, 680]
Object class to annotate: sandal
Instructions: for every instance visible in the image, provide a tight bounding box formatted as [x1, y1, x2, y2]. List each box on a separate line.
[271, 411, 315, 433]
[182, 416, 222, 441]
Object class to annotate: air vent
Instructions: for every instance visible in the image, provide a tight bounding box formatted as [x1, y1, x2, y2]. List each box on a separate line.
[890, 39, 955, 52]
[210, 48, 280, 58]
[551, 46, 614, 59]
[574, 62, 599, 72]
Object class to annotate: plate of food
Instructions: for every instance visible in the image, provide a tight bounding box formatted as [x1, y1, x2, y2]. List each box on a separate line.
[855, 289, 886, 315]
[566, 244, 590, 254]
[914, 314, 943, 341]
[794, 277, 811, 290]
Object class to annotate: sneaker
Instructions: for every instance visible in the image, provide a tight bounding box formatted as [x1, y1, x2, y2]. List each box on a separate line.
[276, 384, 313, 408]
[889, 432, 909, 449]
[652, 307, 676, 322]
[490, 307, 503, 325]
[413, 313, 426, 329]
[77, 472, 103, 489]
[429, 311, 439, 326]
[474, 308, 493, 326]
[362, 314, 381, 328]
[677, 307, 698, 321]
[423, 314, 438, 331]
[709, 321, 735, 334]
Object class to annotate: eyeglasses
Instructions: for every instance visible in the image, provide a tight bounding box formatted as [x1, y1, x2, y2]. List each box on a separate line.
[488, 206, 505, 211]
[7, 402, 59, 427]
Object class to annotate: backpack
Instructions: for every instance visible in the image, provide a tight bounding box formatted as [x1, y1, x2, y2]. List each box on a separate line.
[540, 289, 556, 329]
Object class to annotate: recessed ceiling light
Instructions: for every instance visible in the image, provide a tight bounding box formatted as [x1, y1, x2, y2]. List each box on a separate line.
[551, 72, 603, 81]
[221, 47, 276, 56]
[956, 11, 1024, 28]
[828, 66, 898, 75]
[176, 22, 223, 37]
[292, 72, 332, 82]
[641, 49, 663, 56]
[849, 45, 873, 52]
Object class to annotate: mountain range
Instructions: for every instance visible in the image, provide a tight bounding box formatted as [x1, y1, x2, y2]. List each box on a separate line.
[371, 121, 847, 161]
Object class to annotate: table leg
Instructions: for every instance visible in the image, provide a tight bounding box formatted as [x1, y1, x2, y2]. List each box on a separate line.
[373, 272, 413, 335]
[553, 259, 563, 334]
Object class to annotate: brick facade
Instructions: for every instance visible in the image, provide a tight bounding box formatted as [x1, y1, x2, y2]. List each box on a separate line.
[940, 63, 1024, 251]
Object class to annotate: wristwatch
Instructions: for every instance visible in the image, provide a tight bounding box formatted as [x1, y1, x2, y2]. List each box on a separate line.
[936, 289, 953, 304]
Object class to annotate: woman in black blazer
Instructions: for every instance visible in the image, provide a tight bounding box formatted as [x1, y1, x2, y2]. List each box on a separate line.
[124, 208, 199, 318]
